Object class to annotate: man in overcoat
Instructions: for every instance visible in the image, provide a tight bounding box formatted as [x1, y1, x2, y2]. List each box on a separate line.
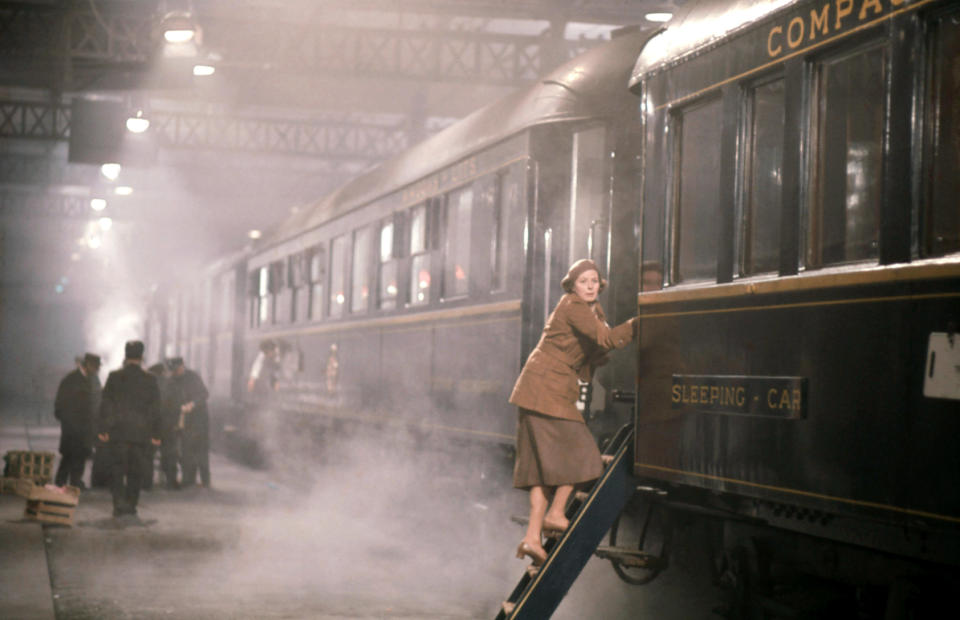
[53, 353, 101, 488]
[168, 357, 211, 488]
[97, 341, 162, 518]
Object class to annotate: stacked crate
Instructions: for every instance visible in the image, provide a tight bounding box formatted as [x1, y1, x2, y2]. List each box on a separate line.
[23, 484, 81, 526]
[1, 450, 80, 525]
[2, 450, 55, 485]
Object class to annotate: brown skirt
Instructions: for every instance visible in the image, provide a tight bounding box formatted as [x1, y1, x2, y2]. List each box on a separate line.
[513, 407, 603, 489]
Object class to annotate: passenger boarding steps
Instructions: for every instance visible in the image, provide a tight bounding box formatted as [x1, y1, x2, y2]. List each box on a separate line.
[496, 425, 636, 619]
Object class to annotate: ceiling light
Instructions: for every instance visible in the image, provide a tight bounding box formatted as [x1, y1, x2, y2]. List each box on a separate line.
[193, 64, 215, 76]
[126, 111, 150, 133]
[114, 186, 133, 196]
[88, 235, 102, 249]
[90, 198, 107, 211]
[162, 11, 196, 44]
[644, 12, 673, 23]
[248, 229, 262, 240]
[100, 163, 121, 180]
[98, 217, 113, 232]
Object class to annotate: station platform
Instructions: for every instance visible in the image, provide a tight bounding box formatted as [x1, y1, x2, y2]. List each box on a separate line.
[0, 407, 717, 619]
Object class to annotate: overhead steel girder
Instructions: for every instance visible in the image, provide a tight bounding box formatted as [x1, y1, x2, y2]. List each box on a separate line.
[151, 111, 411, 160]
[0, 189, 90, 219]
[0, 1, 595, 92]
[204, 23, 589, 86]
[0, 99, 412, 162]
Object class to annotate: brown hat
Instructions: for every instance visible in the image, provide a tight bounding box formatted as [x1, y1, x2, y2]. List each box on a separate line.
[83, 353, 101, 368]
[561, 259, 606, 294]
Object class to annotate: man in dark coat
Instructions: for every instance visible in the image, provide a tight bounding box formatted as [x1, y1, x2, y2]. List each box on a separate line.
[168, 357, 211, 488]
[97, 341, 162, 518]
[53, 353, 101, 488]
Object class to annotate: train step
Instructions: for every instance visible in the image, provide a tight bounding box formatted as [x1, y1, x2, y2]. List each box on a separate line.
[494, 424, 636, 620]
[594, 545, 666, 570]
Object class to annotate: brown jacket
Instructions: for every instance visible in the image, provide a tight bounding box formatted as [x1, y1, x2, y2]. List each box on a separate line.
[509, 293, 634, 422]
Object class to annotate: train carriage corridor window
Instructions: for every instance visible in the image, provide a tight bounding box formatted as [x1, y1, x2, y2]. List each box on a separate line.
[741, 77, 785, 276]
[443, 185, 473, 299]
[807, 43, 886, 268]
[351, 226, 372, 314]
[408, 204, 431, 305]
[379, 217, 398, 309]
[308, 244, 325, 320]
[329, 235, 347, 318]
[269, 260, 286, 325]
[924, 12, 960, 256]
[672, 97, 722, 283]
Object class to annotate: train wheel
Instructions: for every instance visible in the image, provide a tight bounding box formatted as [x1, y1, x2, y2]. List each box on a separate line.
[607, 500, 671, 585]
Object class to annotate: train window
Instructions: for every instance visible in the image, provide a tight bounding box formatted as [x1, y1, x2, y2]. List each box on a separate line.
[378, 217, 398, 309]
[308, 244, 325, 320]
[288, 252, 308, 323]
[670, 97, 722, 283]
[351, 226, 372, 314]
[923, 11, 960, 256]
[806, 42, 886, 268]
[247, 271, 258, 328]
[408, 203, 431, 305]
[269, 260, 286, 324]
[220, 272, 234, 332]
[329, 235, 348, 318]
[740, 76, 785, 276]
[442, 185, 473, 299]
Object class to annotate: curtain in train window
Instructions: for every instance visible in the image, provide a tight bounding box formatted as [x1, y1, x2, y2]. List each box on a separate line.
[351, 226, 372, 314]
[741, 76, 784, 276]
[808, 43, 886, 268]
[409, 204, 431, 305]
[258, 265, 270, 326]
[671, 97, 722, 283]
[924, 12, 960, 256]
[443, 185, 473, 299]
[329, 236, 347, 318]
[308, 244, 325, 320]
[379, 217, 398, 309]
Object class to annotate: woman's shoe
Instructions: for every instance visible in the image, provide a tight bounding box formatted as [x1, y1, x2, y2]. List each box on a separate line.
[516, 541, 547, 566]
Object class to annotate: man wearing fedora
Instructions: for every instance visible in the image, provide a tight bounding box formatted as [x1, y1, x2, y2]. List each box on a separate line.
[53, 352, 102, 489]
[97, 340, 162, 519]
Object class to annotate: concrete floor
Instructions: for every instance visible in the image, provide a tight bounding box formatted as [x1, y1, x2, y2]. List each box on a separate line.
[1, 399, 720, 619]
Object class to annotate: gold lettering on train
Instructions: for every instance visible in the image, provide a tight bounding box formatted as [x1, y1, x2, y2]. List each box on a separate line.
[835, 0, 854, 29]
[767, 26, 783, 56]
[766, 0, 904, 59]
[787, 16, 805, 48]
[810, 5, 830, 40]
[859, 0, 883, 19]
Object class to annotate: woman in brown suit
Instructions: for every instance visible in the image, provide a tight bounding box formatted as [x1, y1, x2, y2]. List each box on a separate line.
[510, 258, 635, 565]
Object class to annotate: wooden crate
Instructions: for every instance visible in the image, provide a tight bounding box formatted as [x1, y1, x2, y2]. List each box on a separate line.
[3, 450, 56, 485]
[22, 484, 80, 527]
[0, 477, 34, 497]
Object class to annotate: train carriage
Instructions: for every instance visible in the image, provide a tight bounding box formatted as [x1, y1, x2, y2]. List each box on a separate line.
[167, 27, 653, 460]
[625, 0, 960, 612]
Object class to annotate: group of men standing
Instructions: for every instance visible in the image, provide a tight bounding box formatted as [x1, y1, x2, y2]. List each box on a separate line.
[53, 340, 210, 519]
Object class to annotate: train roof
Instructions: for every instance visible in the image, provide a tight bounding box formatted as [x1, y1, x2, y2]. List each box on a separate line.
[265, 26, 653, 245]
[629, 0, 795, 86]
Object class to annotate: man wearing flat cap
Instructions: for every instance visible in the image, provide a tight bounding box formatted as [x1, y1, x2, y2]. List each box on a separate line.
[53, 352, 102, 488]
[97, 340, 162, 519]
